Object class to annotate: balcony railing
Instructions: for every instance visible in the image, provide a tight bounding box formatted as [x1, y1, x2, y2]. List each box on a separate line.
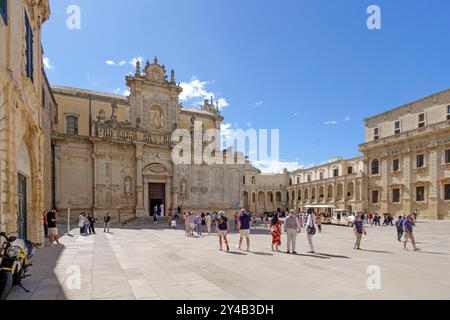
[96, 125, 171, 146]
[360, 120, 450, 150]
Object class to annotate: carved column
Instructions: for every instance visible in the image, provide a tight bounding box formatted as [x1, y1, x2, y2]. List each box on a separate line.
[402, 148, 412, 214]
[428, 144, 439, 219]
[381, 155, 389, 213]
[135, 142, 145, 216]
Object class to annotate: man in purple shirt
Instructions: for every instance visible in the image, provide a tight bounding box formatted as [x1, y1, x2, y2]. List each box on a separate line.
[353, 214, 366, 250]
[403, 215, 420, 251]
[237, 209, 251, 251]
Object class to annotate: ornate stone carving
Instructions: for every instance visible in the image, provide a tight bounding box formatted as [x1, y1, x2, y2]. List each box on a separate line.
[143, 163, 169, 176]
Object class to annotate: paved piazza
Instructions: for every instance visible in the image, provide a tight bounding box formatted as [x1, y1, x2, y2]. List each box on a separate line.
[8, 220, 450, 300]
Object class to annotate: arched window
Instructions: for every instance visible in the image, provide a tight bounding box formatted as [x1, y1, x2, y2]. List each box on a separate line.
[276, 192, 282, 202]
[347, 182, 355, 197]
[371, 159, 380, 175]
[327, 185, 333, 198]
[252, 176, 256, 185]
[243, 176, 246, 185]
[66, 116, 79, 135]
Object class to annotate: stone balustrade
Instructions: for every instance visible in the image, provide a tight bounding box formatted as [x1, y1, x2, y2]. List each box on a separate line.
[360, 120, 450, 150]
[96, 125, 171, 146]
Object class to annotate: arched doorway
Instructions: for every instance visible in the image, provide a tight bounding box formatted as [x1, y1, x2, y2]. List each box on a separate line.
[243, 191, 249, 210]
[17, 140, 32, 240]
[143, 163, 172, 217]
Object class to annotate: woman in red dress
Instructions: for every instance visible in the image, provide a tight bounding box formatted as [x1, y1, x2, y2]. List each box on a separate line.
[270, 214, 282, 252]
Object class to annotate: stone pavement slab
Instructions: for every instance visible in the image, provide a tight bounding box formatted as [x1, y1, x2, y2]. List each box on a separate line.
[6, 219, 450, 300]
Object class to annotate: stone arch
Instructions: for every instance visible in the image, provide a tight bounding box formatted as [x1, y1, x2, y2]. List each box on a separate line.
[276, 191, 282, 202]
[16, 133, 39, 241]
[337, 183, 344, 197]
[347, 181, 355, 197]
[319, 185, 325, 200]
[258, 191, 266, 203]
[243, 191, 249, 209]
[304, 189, 309, 201]
[252, 192, 256, 203]
[297, 189, 302, 201]
[267, 191, 274, 203]
[311, 187, 316, 200]
[327, 184, 334, 198]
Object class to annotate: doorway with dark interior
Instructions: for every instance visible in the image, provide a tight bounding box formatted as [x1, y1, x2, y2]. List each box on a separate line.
[149, 183, 165, 217]
[17, 174, 27, 240]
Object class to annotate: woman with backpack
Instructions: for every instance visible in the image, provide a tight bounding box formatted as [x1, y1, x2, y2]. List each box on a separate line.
[305, 209, 317, 254]
[215, 212, 230, 252]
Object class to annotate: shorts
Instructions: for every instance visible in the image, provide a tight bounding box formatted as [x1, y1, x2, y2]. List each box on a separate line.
[218, 230, 228, 236]
[403, 232, 415, 243]
[239, 229, 250, 238]
[48, 228, 58, 236]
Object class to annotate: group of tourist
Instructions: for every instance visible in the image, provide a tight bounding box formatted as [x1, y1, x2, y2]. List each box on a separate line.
[352, 212, 420, 251]
[199, 208, 319, 254]
[359, 210, 419, 227]
[43, 204, 421, 254]
[184, 207, 422, 255]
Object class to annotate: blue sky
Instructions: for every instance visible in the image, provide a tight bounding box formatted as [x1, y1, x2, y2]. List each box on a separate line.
[43, 0, 450, 173]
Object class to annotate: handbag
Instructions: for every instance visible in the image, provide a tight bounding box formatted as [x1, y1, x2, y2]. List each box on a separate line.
[307, 225, 316, 235]
[306, 215, 316, 235]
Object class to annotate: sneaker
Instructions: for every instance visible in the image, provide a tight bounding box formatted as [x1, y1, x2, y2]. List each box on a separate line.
[286, 251, 290, 254]
[292, 251, 297, 254]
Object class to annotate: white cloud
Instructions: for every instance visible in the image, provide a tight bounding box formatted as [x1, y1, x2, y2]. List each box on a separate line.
[255, 100, 264, 107]
[323, 121, 339, 125]
[253, 160, 303, 174]
[344, 116, 351, 122]
[111, 88, 130, 96]
[129, 56, 143, 67]
[106, 59, 128, 67]
[180, 77, 229, 111]
[43, 57, 54, 70]
[294, 112, 301, 116]
[220, 123, 237, 144]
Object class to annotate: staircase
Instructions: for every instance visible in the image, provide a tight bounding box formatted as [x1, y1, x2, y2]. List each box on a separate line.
[121, 216, 176, 227]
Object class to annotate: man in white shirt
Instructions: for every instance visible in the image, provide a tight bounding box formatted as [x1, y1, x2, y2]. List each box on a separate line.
[284, 210, 300, 254]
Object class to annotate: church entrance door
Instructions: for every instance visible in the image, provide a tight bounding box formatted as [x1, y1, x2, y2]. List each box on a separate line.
[149, 183, 165, 216]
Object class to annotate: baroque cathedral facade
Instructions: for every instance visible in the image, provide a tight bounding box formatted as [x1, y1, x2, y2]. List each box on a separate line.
[52, 58, 249, 222]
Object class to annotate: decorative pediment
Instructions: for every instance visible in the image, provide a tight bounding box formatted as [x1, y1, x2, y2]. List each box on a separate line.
[142, 57, 168, 84]
[142, 163, 171, 176]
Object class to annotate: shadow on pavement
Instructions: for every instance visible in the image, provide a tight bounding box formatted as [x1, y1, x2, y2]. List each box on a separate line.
[251, 252, 274, 256]
[316, 253, 351, 259]
[360, 249, 393, 254]
[225, 251, 247, 256]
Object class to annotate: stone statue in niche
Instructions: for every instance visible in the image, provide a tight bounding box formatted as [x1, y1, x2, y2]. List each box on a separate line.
[178, 179, 188, 206]
[124, 176, 133, 195]
[149, 107, 164, 129]
[180, 180, 187, 197]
